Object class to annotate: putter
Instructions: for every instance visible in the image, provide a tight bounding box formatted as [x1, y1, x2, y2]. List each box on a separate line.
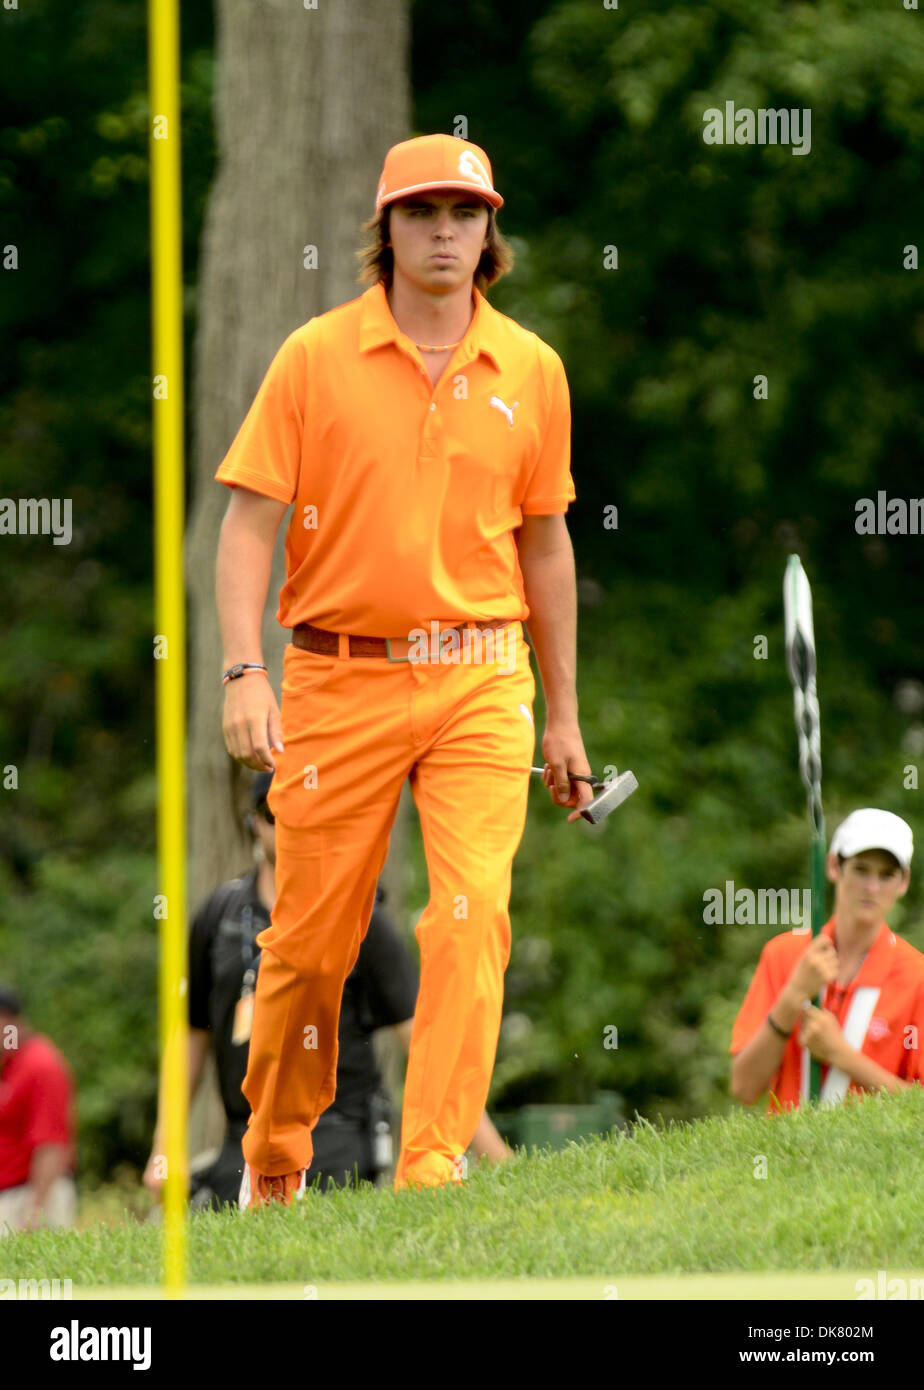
[530, 766, 639, 825]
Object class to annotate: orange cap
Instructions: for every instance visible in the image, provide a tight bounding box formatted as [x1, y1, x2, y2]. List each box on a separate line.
[375, 134, 503, 211]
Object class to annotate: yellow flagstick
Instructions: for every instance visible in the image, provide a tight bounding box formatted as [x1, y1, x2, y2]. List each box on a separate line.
[148, 0, 187, 1294]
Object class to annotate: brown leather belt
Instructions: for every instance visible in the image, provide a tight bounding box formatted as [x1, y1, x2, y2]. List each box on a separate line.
[292, 619, 517, 660]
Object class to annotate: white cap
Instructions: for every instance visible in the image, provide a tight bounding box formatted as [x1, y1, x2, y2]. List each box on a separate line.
[830, 809, 914, 872]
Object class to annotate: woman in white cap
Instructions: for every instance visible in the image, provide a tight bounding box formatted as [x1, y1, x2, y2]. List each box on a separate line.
[730, 808, 923, 1110]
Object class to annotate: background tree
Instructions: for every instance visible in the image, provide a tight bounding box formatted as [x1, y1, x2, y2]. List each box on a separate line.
[186, 0, 411, 911]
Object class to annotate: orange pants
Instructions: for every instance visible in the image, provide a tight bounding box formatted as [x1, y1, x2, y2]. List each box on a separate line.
[241, 621, 536, 1190]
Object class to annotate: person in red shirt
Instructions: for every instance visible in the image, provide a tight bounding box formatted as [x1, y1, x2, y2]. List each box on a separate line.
[0, 986, 77, 1235]
[730, 809, 924, 1110]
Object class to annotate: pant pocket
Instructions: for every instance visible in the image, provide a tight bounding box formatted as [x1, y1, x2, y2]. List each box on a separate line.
[281, 642, 340, 699]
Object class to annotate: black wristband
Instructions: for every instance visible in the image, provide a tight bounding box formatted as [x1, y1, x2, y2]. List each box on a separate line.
[222, 662, 268, 685]
[766, 1012, 790, 1039]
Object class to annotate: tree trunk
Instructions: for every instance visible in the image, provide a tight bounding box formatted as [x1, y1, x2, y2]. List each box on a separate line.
[185, 0, 411, 1151]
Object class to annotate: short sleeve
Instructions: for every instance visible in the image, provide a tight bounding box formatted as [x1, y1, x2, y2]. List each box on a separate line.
[355, 908, 419, 1030]
[25, 1050, 72, 1150]
[214, 329, 308, 505]
[730, 946, 779, 1055]
[901, 981, 924, 1083]
[519, 345, 576, 515]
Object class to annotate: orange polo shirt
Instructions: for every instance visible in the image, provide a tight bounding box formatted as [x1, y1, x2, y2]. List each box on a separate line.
[214, 280, 576, 637]
[730, 917, 924, 1112]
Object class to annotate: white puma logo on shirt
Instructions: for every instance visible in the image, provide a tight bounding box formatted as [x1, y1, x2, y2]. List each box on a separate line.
[489, 395, 519, 428]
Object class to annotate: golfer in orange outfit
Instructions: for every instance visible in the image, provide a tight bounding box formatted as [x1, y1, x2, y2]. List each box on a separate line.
[215, 135, 594, 1204]
[730, 808, 924, 1111]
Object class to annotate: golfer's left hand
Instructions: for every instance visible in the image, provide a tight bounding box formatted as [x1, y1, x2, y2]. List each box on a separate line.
[540, 722, 595, 824]
[798, 1005, 847, 1066]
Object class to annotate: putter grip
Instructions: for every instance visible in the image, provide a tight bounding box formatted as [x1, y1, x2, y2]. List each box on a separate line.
[530, 766, 599, 787]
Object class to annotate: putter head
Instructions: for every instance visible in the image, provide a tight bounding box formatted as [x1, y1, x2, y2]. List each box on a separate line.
[581, 770, 639, 825]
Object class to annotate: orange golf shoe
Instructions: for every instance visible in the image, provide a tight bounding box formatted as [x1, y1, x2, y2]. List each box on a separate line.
[238, 1164, 307, 1211]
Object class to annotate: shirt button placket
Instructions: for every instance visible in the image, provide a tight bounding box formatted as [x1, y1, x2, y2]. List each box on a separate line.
[421, 400, 439, 460]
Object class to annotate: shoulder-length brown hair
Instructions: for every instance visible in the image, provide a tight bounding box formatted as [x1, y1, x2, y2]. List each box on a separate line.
[356, 202, 514, 294]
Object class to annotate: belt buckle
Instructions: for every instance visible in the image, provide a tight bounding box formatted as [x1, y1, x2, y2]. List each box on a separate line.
[385, 624, 461, 663]
[385, 621, 505, 664]
[385, 637, 410, 663]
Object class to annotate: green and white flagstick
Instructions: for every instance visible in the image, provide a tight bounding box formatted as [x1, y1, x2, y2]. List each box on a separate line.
[783, 555, 826, 1104]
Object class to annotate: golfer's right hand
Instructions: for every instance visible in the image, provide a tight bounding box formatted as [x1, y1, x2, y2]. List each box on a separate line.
[222, 675, 284, 772]
[787, 934, 839, 1003]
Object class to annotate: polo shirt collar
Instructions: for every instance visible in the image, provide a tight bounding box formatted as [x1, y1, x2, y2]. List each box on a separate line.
[359, 280, 503, 371]
[823, 917, 895, 985]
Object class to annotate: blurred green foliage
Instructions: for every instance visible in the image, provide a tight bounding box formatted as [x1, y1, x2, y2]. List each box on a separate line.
[1, 0, 922, 1179]
[0, 852, 157, 1174]
[0, 1, 214, 1179]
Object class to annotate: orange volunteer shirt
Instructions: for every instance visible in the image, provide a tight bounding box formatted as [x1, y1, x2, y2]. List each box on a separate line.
[730, 917, 924, 1112]
[214, 280, 576, 638]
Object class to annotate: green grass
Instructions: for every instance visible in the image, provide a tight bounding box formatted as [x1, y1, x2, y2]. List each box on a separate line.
[67, 1272, 919, 1300]
[4, 1090, 923, 1288]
